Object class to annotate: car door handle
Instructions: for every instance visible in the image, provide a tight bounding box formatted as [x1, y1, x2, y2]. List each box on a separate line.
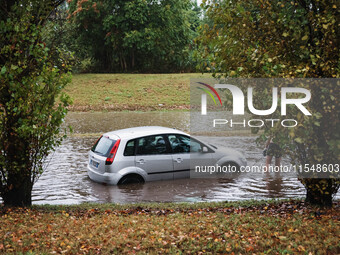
[173, 158, 183, 163]
[136, 159, 145, 164]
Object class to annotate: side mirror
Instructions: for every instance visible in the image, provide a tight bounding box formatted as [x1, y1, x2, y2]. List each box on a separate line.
[202, 146, 209, 153]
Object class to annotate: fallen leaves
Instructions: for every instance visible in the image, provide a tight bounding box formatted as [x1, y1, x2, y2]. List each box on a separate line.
[0, 200, 339, 254]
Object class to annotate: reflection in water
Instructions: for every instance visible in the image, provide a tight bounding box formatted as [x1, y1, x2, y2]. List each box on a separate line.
[31, 135, 315, 205]
[264, 173, 284, 198]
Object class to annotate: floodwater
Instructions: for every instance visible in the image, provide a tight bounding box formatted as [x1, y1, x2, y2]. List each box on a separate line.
[29, 111, 323, 205]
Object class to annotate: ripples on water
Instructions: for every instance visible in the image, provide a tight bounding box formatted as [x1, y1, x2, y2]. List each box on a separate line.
[33, 136, 309, 205]
[15, 112, 335, 205]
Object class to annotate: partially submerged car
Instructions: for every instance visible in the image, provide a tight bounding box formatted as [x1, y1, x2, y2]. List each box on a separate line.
[87, 126, 246, 185]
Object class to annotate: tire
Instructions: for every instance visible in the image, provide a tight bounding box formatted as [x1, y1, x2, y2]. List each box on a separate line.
[220, 162, 241, 179]
[222, 162, 240, 172]
[118, 174, 145, 185]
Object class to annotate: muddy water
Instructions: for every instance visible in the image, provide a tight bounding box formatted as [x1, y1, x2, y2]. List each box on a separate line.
[29, 112, 319, 205]
[65, 112, 191, 134]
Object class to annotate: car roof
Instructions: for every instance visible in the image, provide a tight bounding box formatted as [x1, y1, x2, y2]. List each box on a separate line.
[103, 126, 188, 140]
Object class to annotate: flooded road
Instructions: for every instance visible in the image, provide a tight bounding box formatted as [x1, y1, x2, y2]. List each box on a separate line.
[65, 111, 191, 134]
[29, 112, 322, 205]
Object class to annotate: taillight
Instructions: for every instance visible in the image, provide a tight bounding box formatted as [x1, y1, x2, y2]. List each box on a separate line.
[105, 139, 121, 165]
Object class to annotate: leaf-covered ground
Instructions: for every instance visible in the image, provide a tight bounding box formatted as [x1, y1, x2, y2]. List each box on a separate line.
[0, 200, 339, 254]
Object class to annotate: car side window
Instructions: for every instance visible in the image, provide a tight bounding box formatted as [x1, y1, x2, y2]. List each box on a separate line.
[124, 139, 136, 156]
[168, 134, 191, 153]
[136, 135, 169, 155]
[190, 138, 203, 153]
[168, 134, 204, 153]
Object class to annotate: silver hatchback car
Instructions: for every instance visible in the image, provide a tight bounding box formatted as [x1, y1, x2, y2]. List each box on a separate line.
[87, 126, 247, 185]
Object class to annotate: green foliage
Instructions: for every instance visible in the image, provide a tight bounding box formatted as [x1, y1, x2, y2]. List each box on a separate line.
[67, 0, 198, 72]
[253, 80, 339, 206]
[41, 3, 77, 71]
[197, 0, 339, 205]
[0, 2, 72, 206]
[196, 0, 339, 78]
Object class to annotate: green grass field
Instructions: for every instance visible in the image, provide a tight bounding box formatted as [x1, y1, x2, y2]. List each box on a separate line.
[66, 73, 208, 111]
[1, 200, 339, 254]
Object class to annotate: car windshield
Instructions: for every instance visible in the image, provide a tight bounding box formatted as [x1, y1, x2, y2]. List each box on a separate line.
[91, 136, 116, 157]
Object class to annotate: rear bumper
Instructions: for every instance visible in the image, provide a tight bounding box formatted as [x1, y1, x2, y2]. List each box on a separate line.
[87, 165, 121, 185]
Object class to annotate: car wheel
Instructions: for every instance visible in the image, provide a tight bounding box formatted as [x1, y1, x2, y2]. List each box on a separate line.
[220, 162, 241, 178]
[118, 174, 145, 185]
[222, 162, 240, 171]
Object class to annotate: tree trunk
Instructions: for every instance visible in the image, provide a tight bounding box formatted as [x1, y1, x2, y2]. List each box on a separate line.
[2, 178, 32, 207]
[131, 50, 135, 70]
[2, 163, 33, 207]
[305, 180, 333, 207]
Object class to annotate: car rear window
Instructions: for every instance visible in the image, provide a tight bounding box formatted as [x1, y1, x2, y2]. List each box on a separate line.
[91, 136, 117, 157]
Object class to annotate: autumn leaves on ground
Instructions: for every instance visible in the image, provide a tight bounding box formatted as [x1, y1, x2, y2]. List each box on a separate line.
[1, 200, 339, 254]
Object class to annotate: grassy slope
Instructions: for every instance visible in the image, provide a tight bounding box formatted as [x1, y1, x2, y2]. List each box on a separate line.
[1, 200, 339, 254]
[66, 73, 207, 111]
